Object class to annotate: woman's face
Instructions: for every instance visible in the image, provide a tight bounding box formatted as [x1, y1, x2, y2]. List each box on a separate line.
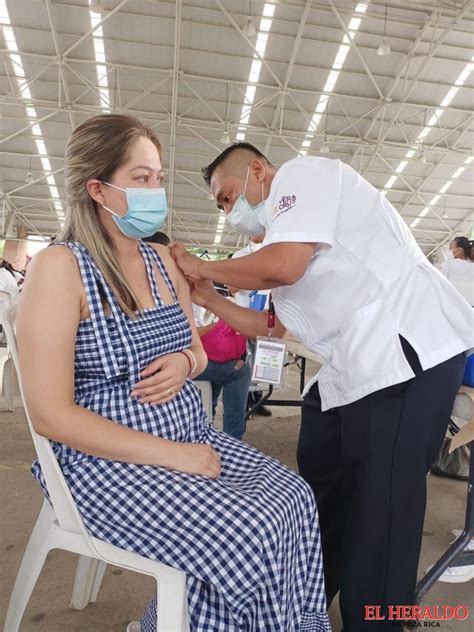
[449, 240, 464, 260]
[96, 136, 165, 218]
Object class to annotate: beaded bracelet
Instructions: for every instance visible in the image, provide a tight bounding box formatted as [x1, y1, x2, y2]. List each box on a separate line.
[180, 349, 198, 377]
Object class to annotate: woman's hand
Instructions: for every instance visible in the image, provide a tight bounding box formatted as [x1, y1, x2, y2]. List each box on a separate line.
[189, 279, 219, 308]
[166, 442, 221, 479]
[131, 352, 190, 404]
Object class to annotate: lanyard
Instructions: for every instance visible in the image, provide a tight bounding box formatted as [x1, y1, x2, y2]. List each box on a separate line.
[267, 293, 275, 337]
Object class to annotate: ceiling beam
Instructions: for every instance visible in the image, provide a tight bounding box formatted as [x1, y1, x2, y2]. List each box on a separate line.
[166, 0, 182, 236]
[264, 0, 313, 154]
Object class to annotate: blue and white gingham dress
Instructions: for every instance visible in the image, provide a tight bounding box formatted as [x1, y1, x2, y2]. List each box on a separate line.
[32, 241, 330, 632]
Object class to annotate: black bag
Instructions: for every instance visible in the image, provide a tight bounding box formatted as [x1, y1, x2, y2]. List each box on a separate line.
[431, 437, 470, 482]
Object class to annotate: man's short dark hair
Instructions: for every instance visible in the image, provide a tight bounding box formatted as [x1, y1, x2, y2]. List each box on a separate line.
[201, 142, 272, 185]
[143, 231, 170, 246]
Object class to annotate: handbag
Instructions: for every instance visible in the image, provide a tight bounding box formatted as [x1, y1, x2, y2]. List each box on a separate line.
[201, 320, 247, 363]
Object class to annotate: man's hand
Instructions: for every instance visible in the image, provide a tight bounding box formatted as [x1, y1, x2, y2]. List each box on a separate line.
[190, 279, 219, 308]
[169, 241, 205, 281]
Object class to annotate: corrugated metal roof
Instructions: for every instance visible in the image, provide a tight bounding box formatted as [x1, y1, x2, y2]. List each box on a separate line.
[1, 0, 472, 255]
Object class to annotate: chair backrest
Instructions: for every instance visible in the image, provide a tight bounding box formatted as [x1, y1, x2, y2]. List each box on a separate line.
[2, 305, 90, 536]
[193, 380, 213, 422]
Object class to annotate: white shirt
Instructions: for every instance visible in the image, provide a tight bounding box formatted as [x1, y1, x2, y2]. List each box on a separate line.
[233, 242, 271, 309]
[261, 156, 473, 411]
[0, 268, 20, 325]
[440, 258, 474, 306]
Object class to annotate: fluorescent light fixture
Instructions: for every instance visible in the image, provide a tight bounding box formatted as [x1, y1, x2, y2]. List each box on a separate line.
[300, 4, 367, 153]
[0, 0, 63, 218]
[452, 167, 465, 179]
[235, 3, 275, 142]
[89, 0, 111, 112]
[392, 60, 474, 197]
[384, 175, 397, 189]
[439, 181, 452, 194]
[395, 161, 408, 174]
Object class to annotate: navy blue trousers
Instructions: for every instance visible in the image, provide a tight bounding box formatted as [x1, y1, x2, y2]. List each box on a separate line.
[297, 339, 465, 631]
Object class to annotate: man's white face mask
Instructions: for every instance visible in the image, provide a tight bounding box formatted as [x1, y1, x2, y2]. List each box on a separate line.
[225, 167, 267, 236]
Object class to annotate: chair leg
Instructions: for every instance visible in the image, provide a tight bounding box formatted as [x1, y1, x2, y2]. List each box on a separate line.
[4, 500, 56, 632]
[154, 568, 189, 632]
[70, 556, 107, 609]
[89, 559, 107, 603]
[3, 355, 14, 412]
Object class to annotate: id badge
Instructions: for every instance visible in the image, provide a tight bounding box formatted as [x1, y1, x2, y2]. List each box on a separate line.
[251, 336, 286, 386]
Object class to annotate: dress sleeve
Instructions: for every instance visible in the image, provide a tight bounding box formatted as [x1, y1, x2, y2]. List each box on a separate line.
[264, 158, 342, 248]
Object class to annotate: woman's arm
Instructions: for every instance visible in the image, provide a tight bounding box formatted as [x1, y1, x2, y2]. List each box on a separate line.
[129, 244, 209, 404]
[144, 243, 208, 375]
[16, 246, 219, 477]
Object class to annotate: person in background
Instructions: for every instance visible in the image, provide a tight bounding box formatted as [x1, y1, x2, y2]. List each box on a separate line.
[0, 258, 21, 342]
[0, 259, 21, 294]
[16, 116, 330, 632]
[194, 307, 251, 440]
[143, 230, 170, 246]
[440, 236, 473, 305]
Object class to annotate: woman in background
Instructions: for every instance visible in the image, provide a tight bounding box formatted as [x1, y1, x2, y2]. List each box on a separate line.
[440, 235, 473, 305]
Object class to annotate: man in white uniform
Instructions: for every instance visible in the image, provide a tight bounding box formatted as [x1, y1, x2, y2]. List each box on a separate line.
[171, 143, 473, 631]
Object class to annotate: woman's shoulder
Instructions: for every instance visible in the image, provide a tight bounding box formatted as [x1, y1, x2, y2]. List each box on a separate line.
[26, 244, 82, 286]
[146, 242, 182, 282]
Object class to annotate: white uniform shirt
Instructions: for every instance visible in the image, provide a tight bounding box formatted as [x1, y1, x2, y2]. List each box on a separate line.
[233, 242, 270, 309]
[440, 258, 474, 306]
[261, 156, 473, 411]
[0, 268, 20, 326]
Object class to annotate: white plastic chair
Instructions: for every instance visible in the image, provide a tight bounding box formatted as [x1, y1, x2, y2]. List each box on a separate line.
[68, 380, 214, 612]
[0, 289, 16, 412]
[193, 380, 213, 424]
[3, 305, 190, 632]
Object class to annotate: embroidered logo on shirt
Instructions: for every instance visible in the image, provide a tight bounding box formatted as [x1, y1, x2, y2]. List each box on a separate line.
[273, 194, 296, 221]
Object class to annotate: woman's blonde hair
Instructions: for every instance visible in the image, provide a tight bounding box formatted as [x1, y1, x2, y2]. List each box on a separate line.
[58, 114, 162, 318]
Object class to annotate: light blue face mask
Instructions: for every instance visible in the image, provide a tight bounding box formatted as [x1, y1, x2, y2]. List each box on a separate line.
[101, 182, 168, 239]
[225, 167, 266, 236]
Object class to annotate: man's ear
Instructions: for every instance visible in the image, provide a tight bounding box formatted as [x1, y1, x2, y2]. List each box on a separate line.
[249, 159, 266, 183]
[86, 179, 106, 206]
